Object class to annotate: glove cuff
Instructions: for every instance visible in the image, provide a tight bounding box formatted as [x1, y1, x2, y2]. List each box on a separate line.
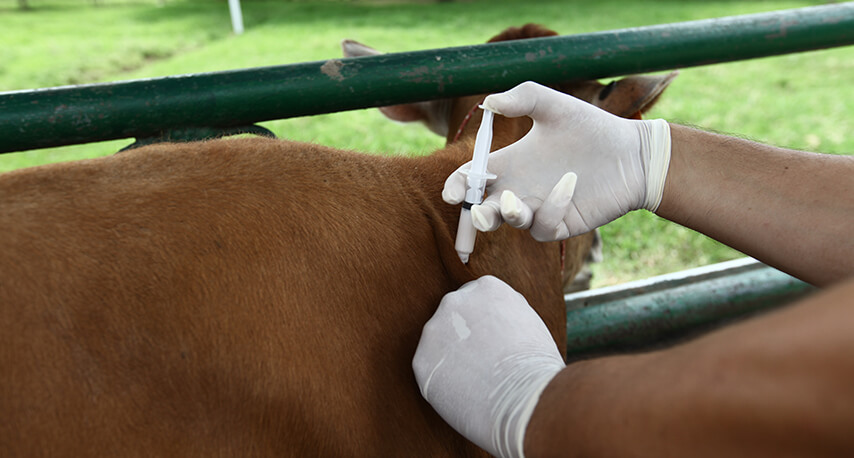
[639, 119, 672, 212]
[490, 351, 565, 458]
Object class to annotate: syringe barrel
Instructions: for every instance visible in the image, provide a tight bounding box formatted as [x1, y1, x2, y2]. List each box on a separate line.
[455, 207, 477, 264]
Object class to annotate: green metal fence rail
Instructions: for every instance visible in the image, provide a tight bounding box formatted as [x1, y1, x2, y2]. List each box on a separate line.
[564, 258, 816, 358]
[1, 3, 854, 153]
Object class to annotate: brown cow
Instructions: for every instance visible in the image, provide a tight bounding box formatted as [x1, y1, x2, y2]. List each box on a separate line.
[0, 25, 673, 456]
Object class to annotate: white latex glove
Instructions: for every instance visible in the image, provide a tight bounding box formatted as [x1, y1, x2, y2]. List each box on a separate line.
[443, 81, 671, 241]
[413, 276, 565, 458]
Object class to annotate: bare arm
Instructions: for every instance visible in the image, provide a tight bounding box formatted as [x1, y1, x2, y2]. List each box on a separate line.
[657, 125, 854, 286]
[525, 278, 854, 457]
[523, 124, 854, 455]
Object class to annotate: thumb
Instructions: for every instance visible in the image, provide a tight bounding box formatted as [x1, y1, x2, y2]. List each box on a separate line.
[482, 81, 561, 120]
[442, 161, 471, 204]
[482, 81, 541, 118]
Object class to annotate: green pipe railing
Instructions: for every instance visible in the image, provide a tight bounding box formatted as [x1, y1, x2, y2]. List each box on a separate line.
[564, 258, 816, 358]
[1, 3, 853, 153]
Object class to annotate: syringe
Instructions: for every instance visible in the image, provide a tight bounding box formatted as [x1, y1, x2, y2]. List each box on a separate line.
[455, 107, 497, 264]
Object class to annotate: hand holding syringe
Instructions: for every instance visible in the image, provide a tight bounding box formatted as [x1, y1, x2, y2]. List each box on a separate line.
[455, 107, 496, 264]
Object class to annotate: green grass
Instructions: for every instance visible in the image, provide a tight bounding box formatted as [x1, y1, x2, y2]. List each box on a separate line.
[3, 0, 852, 286]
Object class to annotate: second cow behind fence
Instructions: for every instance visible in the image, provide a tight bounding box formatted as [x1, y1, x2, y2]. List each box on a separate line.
[0, 24, 674, 457]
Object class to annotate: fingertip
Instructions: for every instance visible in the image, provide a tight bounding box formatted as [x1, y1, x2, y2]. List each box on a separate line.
[442, 171, 467, 204]
[530, 174, 577, 242]
[551, 172, 577, 207]
[442, 186, 463, 204]
[483, 82, 539, 118]
[500, 190, 533, 229]
[554, 223, 571, 241]
[480, 94, 506, 116]
[471, 206, 490, 231]
[471, 203, 501, 232]
[499, 190, 521, 218]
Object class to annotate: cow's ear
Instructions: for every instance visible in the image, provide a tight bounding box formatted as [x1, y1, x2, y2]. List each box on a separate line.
[341, 39, 382, 58]
[593, 71, 679, 119]
[341, 39, 450, 136]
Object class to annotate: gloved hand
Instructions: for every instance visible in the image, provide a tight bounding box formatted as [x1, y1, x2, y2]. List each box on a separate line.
[413, 276, 565, 458]
[442, 81, 672, 241]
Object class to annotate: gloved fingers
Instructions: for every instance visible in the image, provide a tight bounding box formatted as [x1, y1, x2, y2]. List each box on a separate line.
[530, 172, 577, 242]
[442, 164, 469, 204]
[411, 339, 440, 399]
[413, 275, 565, 458]
[469, 190, 535, 232]
[499, 190, 533, 230]
[413, 280, 477, 398]
[470, 201, 502, 232]
[413, 277, 512, 392]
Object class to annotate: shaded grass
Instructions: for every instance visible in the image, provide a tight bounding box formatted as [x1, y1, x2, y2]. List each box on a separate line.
[2, 0, 851, 286]
[1, 0, 227, 90]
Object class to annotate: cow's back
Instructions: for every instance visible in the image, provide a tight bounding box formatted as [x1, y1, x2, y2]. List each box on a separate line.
[0, 137, 489, 456]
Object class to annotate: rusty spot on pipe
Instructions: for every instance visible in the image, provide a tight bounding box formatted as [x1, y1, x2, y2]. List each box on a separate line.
[320, 59, 345, 82]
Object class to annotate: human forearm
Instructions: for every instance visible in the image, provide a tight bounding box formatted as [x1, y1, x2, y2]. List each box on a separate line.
[525, 279, 854, 457]
[656, 124, 854, 286]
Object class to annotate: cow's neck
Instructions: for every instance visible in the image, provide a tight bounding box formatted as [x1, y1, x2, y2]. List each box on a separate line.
[403, 106, 566, 352]
[401, 139, 480, 287]
[403, 96, 541, 287]
[445, 95, 535, 152]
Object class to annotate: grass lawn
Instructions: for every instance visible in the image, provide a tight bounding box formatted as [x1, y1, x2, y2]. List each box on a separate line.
[2, 0, 852, 286]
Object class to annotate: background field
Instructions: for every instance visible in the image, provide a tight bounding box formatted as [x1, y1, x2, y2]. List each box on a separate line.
[2, 0, 852, 286]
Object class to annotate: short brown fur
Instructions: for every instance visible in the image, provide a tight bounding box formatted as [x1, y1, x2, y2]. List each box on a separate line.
[0, 24, 672, 456]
